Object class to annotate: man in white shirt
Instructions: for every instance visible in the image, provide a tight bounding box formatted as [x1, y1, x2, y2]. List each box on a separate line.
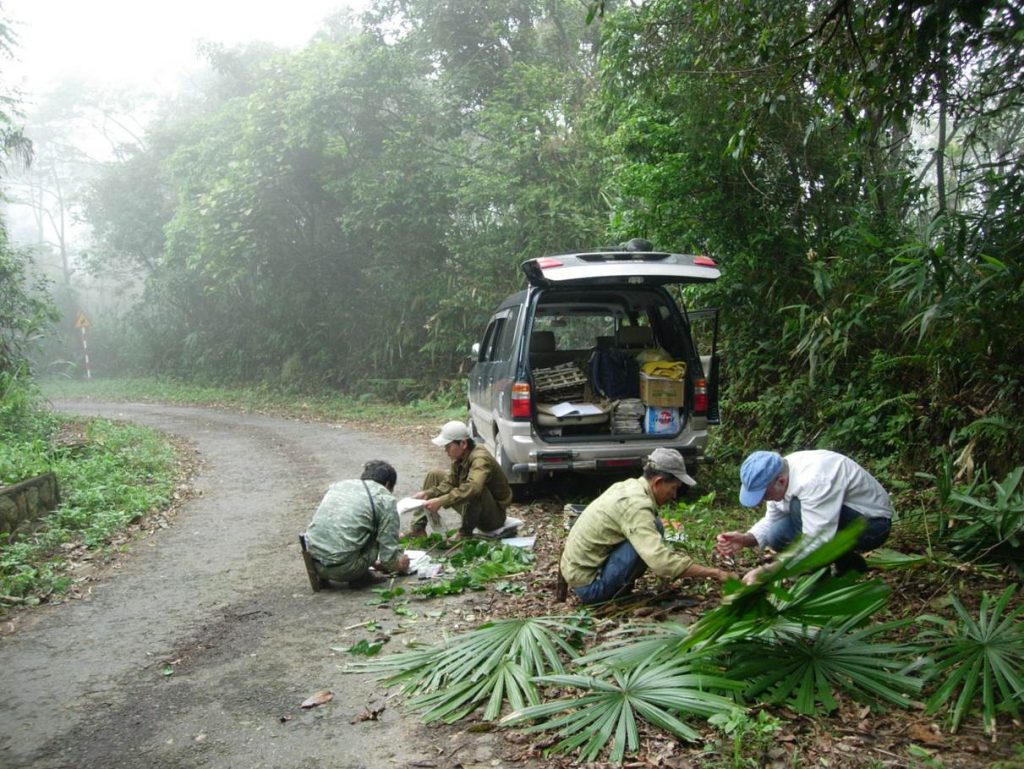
[715, 450, 893, 583]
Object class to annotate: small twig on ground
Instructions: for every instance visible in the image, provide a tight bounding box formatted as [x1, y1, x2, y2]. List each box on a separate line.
[344, 619, 378, 631]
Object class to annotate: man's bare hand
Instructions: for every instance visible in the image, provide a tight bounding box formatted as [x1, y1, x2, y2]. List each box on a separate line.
[424, 498, 443, 514]
[715, 531, 754, 557]
[395, 553, 411, 574]
[741, 565, 772, 585]
[411, 490, 429, 500]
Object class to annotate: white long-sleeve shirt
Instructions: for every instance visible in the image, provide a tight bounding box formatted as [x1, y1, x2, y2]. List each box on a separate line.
[748, 450, 892, 549]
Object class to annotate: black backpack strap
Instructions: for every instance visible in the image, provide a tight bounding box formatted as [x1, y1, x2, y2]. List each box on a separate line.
[362, 480, 378, 523]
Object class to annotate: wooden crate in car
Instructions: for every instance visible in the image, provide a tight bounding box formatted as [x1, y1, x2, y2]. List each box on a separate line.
[533, 362, 588, 400]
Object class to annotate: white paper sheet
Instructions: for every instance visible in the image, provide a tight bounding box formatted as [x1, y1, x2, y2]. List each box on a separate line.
[396, 497, 426, 514]
[549, 401, 604, 418]
[500, 536, 536, 549]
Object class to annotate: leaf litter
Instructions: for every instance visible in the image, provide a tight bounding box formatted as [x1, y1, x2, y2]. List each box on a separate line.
[385, 494, 1024, 769]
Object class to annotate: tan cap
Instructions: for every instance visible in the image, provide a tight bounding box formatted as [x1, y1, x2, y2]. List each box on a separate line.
[431, 420, 472, 447]
[646, 448, 696, 486]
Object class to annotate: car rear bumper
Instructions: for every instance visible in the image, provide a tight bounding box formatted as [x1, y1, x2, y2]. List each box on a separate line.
[498, 416, 706, 475]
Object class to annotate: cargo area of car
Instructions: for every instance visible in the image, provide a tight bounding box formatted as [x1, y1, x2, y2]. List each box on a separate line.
[525, 287, 697, 441]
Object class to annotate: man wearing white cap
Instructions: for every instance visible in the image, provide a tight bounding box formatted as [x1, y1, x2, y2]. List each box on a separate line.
[406, 420, 512, 538]
[560, 448, 735, 604]
[715, 449, 893, 583]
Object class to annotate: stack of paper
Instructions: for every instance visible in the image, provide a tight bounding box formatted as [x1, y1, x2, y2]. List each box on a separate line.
[404, 549, 443, 579]
[612, 398, 645, 433]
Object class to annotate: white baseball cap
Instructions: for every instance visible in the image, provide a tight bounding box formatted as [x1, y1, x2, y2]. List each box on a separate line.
[431, 420, 472, 447]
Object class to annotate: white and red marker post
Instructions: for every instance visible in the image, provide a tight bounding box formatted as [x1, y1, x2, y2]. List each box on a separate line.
[74, 311, 92, 380]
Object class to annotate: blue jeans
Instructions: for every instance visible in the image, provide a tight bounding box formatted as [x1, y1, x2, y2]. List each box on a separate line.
[574, 519, 664, 604]
[762, 498, 891, 553]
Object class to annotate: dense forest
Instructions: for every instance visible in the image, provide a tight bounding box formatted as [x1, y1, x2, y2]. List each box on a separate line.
[4, 0, 1024, 482]
[3, 3, 1024, 760]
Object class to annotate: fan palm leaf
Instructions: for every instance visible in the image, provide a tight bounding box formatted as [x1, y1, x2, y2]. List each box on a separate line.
[679, 528, 872, 647]
[575, 621, 692, 667]
[728, 611, 922, 714]
[357, 616, 589, 722]
[410, 658, 538, 722]
[696, 573, 891, 651]
[503, 656, 741, 764]
[921, 585, 1024, 733]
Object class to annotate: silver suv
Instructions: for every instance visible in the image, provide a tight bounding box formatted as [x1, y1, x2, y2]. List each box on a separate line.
[467, 241, 721, 493]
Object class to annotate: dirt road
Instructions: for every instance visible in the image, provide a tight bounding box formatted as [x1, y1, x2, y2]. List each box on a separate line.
[0, 401, 517, 769]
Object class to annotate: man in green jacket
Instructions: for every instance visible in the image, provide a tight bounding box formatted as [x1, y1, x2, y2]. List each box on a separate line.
[407, 421, 513, 538]
[304, 460, 410, 588]
[560, 448, 734, 604]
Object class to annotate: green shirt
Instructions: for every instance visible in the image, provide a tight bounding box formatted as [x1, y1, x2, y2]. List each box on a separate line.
[426, 445, 513, 511]
[305, 479, 403, 571]
[559, 477, 693, 587]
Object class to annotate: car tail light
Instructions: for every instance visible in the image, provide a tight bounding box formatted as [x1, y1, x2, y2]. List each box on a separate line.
[537, 257, 563, 269]
[597, 458, 640, 470]
[694, 255, 717, 267]
[538, 451, 572, 468]
[693, 378, 708, 414]
[511, 382, 532, 418]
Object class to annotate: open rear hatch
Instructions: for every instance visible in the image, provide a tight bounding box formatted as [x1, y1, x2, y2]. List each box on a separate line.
[521, 250, 720, 287]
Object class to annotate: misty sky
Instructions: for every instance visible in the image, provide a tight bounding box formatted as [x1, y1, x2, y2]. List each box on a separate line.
[5, 0, 355, 102]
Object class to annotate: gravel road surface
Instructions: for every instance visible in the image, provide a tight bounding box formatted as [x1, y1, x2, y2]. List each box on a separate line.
[0, 401, 517, 769]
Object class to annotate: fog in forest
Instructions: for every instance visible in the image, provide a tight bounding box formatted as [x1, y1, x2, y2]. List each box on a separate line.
[2, 0, 1021, 483]
[2, 0, 360, 377]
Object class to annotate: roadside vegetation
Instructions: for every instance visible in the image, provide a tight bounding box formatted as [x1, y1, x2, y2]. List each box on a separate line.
[41, 377, 466, 430]
[2, 0, 1023, 766]
[0, 375, 178, 607]
[358, 491, 1024, 768]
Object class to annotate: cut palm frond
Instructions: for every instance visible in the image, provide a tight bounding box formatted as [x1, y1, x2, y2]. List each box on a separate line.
[921, 585, 1024, 733]
[410, 658, 537, 722]
[728, 610, 922, 714]
[503, 655, 742, 764]
[686, 527, 891, 650]
[684, 526, 863, 649]
[357, 616, 590, 722]
[765, 569, 891, 628]
[574, 621, 691, 667]
[866, 547, 936, 569]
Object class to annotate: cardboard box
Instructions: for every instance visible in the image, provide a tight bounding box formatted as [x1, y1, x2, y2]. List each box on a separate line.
[644, 407, 680, 435]
[640, 373, 684, 407]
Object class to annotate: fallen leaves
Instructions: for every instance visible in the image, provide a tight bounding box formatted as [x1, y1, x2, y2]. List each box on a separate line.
[346, 639, 384, 656]
[351, 702, 385, 723]
[300, 690, 333, 709]
[907, 722, 945, 746]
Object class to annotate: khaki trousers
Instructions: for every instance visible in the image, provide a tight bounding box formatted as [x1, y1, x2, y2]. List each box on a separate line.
[414, 469, 506, 535]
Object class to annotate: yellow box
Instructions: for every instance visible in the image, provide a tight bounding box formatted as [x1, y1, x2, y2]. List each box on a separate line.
[640, 373, 684, 407]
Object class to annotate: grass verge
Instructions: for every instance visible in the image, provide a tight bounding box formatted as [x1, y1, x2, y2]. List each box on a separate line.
[1, 416, 178, 608]
[41, 376, 466, 429]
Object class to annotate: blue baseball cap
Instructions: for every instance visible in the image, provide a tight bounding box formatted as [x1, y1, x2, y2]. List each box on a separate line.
[739, 451, 783, 507]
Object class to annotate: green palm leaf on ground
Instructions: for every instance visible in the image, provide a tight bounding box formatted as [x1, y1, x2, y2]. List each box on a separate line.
[503, 656, 741, 764]
[409, 658, 538, 722]
[921, 585, 1024, 733]
[686, 530, 891, 651]
[728, 611, 922, 714]
[574, 621, 691, 667]
[358, 616, 589, 722]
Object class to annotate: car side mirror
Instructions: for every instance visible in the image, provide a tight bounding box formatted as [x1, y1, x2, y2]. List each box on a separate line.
[471, 342, 481, 359]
